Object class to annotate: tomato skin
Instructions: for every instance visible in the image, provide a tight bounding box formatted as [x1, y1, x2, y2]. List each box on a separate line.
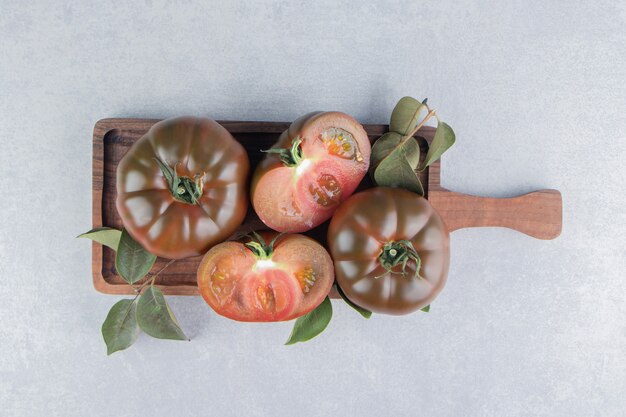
[116, 117, 249, 259]
[197, 234, 334, 322]
[328, 188, 450, 315]
[252, 112, 371, 233]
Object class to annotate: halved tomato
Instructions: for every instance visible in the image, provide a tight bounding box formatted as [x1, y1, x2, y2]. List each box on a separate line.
[197, 233, 334, 322]
[252, 112, 371, 232]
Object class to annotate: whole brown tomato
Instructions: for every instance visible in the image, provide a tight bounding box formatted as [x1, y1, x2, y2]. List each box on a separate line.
[252, 112, 371, 233]
[116, 116, 249, 259]
[197, 233, 334, 322]
[328, 187, 450, 315]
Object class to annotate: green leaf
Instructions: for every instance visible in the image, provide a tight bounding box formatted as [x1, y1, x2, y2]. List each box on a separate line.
[115, 229, 156, 285]
[421, 305, 430, 312]
[372, 133, 424, 195]
[370, 132, 401, 171]
[77, 227, 122, 251]
[101, 299, 141, 355]
[336, 285, 371, 319]
[419, 121, 455, 170]
[390, 96, 428, 135]
[136, 285, 188, 341]
[285, 296, 332, 345]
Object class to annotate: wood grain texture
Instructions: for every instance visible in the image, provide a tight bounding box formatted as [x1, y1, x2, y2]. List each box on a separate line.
[428, 188, 562, 239]
[92, 118, 561, 296]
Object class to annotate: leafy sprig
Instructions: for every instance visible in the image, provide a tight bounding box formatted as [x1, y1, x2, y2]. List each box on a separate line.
[79, 228, 187, 355]
[370, 96, 456, 194]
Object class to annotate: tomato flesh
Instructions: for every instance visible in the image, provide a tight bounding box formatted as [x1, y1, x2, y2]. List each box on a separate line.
[294, 266, 317, 293]
[238, 269, 299, 321]
[307, 173, 342, 207]
[321, 127, 364, 161]
[209, 269, 236, 304]
[197, 234, 334, 322]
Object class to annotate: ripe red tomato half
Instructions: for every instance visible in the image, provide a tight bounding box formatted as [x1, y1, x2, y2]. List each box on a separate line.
[328, 188, 450, 315]
[197, 233, 334, 322]
[252, 112, 371, 232]
[116, 117, 249, 259]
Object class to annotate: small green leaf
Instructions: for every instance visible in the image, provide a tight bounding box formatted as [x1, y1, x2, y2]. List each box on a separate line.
[421, 305, 430, 312]
[404, 138, 421, 169]
[115, 229, 156, 285]
[419, 121, 455, 170]
[390, 96, 428, 135]
[77, 227, 122, 251]
[369, 132, 402, 171]
[372, 134, 424, 195]
[285, 296, 332, 345]
[336, 285, 371, 319]
[102, 299, 141, 355]
[137, 285, 187, 341]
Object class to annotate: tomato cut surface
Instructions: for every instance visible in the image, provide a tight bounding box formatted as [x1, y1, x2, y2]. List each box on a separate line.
[238, 270, 298, 322]
[252, 112, 371, 233]
[116, 117, 249, 259]
[197, 234, 334, 322]
[328, 188, 450, 315]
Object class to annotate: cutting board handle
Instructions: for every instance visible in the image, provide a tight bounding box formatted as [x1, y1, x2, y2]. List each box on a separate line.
[429, 189, 562, 240]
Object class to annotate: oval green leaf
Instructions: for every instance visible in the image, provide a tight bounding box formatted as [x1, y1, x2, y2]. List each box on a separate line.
[137, 285, 187, 341]
[101, 298, 141, 355]
[371, 132, 421, 171]
[390, 96, 427, 135]
[77, 227, 122, 251]
[372, 135, 424, 195]
[419, 121, 456, 171]
[336, 285, 371, 319]
[115, 229, 156, 285]
[370, 132, 403, 173]
[285, 296, 332, 345]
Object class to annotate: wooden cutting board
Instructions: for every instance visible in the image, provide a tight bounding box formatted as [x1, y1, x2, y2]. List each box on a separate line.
[91, 119, 562, 296]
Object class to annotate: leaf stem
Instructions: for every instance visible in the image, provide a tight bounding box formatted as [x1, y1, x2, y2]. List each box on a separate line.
[132, 259, 177, 293]
[149, 259, 176, 280]
[406, 108, 436, 140]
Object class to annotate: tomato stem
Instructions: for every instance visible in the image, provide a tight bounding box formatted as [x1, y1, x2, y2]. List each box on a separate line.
[244, 232, 283, 259]
[154, 157, 204, 205]
[377, 240, 423, 279]
[262, 137, 304, 167]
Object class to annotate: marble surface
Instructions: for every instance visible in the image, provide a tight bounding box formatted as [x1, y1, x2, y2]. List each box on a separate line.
[1, 1, 624, 416]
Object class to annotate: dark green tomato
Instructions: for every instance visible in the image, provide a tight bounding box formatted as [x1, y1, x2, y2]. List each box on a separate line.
[328, 187, 450, 315]
[116, 117, 249, 259]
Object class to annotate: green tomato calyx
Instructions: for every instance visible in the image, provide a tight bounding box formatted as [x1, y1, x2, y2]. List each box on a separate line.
[154, 157, 204, 205]
[244, 232, 284, 260]
[262, 136, 304, 167]
[378, 240, 423, 279]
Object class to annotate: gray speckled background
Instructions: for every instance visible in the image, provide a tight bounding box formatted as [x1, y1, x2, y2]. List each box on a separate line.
[1, 1, 624, 416]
